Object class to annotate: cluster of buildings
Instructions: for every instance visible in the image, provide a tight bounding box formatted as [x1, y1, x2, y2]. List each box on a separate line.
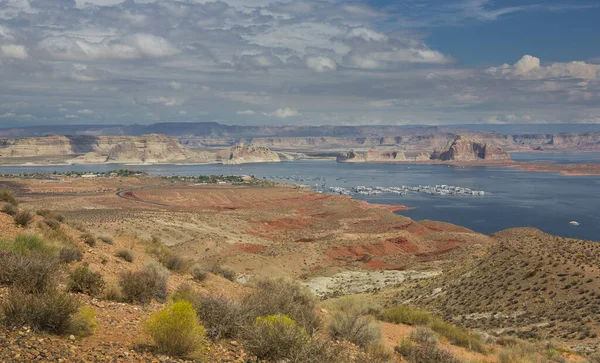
[316, 184, 485, 197]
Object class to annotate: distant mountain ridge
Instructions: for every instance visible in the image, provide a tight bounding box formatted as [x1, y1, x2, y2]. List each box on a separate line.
[3, 122, 600, 138]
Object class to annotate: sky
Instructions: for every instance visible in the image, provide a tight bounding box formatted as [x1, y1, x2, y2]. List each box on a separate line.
[0, 0, 599, 127]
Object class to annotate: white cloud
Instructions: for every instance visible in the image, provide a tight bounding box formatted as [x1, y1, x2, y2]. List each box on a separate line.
[147, 96, 183, 107]
[487, 55, 600, 80]
[237, 110, 256, 115]
[65, 114, 79, 118]
[169, 82, 182, 90]
[346, 48, 451, 69]
[266, 107, 300, 118]
[77, 109, 94, 114]
[1, 44, 28, 59]
[39, 33, 180, 61]
[347, 27, 388, 42]
[305, 56, 337, 72]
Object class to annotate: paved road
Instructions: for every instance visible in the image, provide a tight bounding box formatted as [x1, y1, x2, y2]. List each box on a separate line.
[115, 186, 171, 207]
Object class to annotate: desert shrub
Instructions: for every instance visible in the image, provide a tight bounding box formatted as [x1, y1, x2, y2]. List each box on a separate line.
[102, 282, 123, 302]
[328, 311, 382, 348]
[395, 339, 461, 363]
[115, 248, 135, 262]
[81, 232, 96, 247]
[1, 203, 17, 216]
[14, 210, 33, 227]
[59, 245, 83, 263]
[36, 209, 65, 222]
[243, 277, 320, 335]
[497, 339, 540, 363]
[194, 293, 245, 341]
[190, 264, 208, 282]
[98, 236, 114, 245]
[44, 218, 61, 230]
[4, 234, 53, 255]
[410, 327, 439, 345]
[291, 337, 348, 363]
[210, 265, 237, 281]
[171, 283, 200, 304]
[145, 236, 171, 260]
[244, 314, 310, 360]
[325, 295, 382, 315]
[430, 319, 485, 353]
[142, 261, 169, 301]
[68, 266, 105, 296]
[0, 250, 59, 293]
[0, 189, 17, 206]
[1, 288, 80, 334]
[145, 300, 207, 357]
[378, 306, 433, 326]
[119, 271, 156, 304]
[586, 353, 600, 363]
[69, 306, 98, 337]
[162, 254, 186, 272]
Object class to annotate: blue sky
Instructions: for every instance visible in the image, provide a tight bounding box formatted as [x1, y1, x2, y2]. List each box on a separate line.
[0, 0, 599, 126]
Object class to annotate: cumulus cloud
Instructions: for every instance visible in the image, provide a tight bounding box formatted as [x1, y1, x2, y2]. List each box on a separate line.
[77, 109, 94, 114]
[1, 44, 29, 59]
[305, 56, 337, 72]
[0, 0, 596, 127]
[39, 33, 180, 61]
[267, 107, 300, 118]
[487, 55, 600, 80]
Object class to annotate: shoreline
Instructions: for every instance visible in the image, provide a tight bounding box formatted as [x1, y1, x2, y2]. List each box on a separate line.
[1, 158, 600, 176]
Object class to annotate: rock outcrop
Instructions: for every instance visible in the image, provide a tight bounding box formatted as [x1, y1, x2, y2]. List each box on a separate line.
[216, 144, 281, 164]
[0, 135, 74, 158]
[431, 135, 510, 162]
[337, 150, 407, 163]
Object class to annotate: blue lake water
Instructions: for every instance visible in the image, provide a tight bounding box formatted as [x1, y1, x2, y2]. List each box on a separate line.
[1, 155, 599, 241]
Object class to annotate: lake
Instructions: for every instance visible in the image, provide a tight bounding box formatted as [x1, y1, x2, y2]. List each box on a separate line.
[1, 155, 598, 241]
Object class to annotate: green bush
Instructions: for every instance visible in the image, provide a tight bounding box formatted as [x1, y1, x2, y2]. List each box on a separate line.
[395, 339, 461, 363]
[328, 311, 382, 348]
[3, 234, 53, 255]
[59, 245, 83, 263]
[14, 210, 34, 227]
[378, 306, 433, 326]
[0, 189, 17, 206]
[68, 266, 105, 296]
[142, 261, 169, 301]
[244, 314, 310, 360]
[243, 277, 320, 335]
[410, 327, 439, 345]
[1, 288, 80, 334]
[0, 250, 59, 293]
[325, 295, 382, 315]
[119, 271, 156, 304]
[430, 319, 485, 353]
[145, 300, 206, 357]
[69, 306, 98, 337]
[115, 248, 135, 262]
[378, 305, 484, 353]
[190, 264, 208, 282]
[81, 232, 96, 247]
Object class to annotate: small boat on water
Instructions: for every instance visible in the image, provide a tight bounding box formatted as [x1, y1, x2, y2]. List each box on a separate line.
[569, 221, 580, 226]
